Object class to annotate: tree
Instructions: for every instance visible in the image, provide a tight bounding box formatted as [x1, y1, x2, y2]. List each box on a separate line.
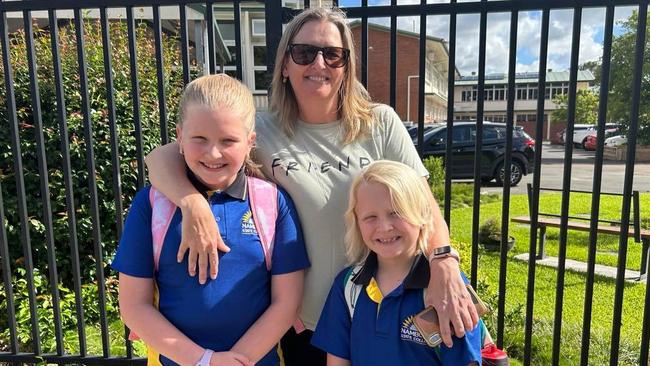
[608, 10, 650, 145]
[551, 89, 599, 125]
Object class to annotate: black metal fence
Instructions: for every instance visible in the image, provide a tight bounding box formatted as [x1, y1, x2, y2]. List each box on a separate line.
[0, 0, 648, 365]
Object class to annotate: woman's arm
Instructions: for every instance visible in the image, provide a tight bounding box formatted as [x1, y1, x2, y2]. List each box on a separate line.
[327, 354, 351, 366]
[118, 273, 252, 366]
[421, 177, 479, 347]
[145, 142, 227, 284]
[230, 270, 304, 362]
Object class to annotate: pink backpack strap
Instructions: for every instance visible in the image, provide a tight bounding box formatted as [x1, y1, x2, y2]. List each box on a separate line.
[128, 188, 176, 342]
[149, 187, 177, 271]
[247, 176, 278, 271]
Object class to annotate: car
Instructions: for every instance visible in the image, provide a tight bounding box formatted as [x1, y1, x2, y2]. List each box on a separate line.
[414, 121, 535, 186]
[407, 125, 435, 139]
[561, 124, 591, 145]
[583, 128, 620, 151]
[604, 134, 627, 147]
[572, 124, 620, 149]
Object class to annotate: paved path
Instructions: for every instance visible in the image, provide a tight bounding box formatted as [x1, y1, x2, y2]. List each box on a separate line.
[513, 253, 647, 283]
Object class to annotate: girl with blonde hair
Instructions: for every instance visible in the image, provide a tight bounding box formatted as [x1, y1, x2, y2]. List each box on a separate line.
[145, 7, 478, 365]
[114, 74, 309, 366]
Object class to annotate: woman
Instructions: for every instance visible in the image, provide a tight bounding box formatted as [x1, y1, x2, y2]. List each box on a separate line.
[145, 7, 478, 365]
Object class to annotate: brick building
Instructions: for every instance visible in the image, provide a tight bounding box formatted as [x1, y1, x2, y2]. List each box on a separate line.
[350, 21, 458, 124]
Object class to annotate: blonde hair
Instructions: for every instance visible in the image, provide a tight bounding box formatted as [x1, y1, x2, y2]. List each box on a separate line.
[269, 7, 375, 144]
[178, 74, 263, 178]
[345, 160, 433, 264]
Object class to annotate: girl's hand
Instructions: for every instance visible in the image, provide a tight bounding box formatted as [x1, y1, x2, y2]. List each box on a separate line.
[209, 351, 254, 366]
[426, 257, 479, 347]
[178, 194, 230, 284]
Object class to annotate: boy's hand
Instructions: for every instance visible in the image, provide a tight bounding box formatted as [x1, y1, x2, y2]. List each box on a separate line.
[178, 194, 229, 284]
[210, 351, 253, 366]
[426, 257, 479, 347]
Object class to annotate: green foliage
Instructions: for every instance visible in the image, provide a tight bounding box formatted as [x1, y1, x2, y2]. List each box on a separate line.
[423, 156, 445, 186]
[478, 217, 501, 243]
[0, 18, 186, 353]
[607, 10, 650, 145]
[551, 89, 600, 125]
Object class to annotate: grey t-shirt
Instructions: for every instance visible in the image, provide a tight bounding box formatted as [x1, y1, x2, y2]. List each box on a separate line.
[255, 104, 428, 330]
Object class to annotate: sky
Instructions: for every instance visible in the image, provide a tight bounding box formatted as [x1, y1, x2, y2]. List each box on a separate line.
[338, 1, 637, 76]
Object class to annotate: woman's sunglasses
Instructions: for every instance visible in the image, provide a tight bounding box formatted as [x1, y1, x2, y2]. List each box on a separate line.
[288, 44, 350, 68]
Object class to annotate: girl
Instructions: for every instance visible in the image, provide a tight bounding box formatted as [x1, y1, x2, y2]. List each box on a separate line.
[112, 74, 310, 366]
[311, 160, 481, 365]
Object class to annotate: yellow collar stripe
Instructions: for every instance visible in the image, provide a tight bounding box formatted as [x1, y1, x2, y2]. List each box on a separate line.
[366, 277, 384, 304]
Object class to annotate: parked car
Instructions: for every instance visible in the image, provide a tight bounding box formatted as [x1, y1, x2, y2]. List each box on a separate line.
[560, 124, 591, 145]
[583, 128, 620, 151]
[414, 121, 535, 186]
[604, 134, 627, 147]
[572, 124, 620, 149]
[408, 125, 435, 139]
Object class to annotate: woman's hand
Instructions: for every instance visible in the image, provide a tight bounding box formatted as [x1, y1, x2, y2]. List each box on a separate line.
[209, 351, 254, 366]
[178, 194, 230, 284]
[426, 257, 479, 348]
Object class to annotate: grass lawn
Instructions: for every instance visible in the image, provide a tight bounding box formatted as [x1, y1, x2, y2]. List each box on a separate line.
[451, 192, 649, 365]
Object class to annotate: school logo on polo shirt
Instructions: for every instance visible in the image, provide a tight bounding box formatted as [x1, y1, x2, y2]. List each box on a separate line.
[241, 211, 258, 235]
[401, 315, 427, 346]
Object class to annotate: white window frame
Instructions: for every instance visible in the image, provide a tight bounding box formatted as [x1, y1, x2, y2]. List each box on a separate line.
[251, 19, 266, 37]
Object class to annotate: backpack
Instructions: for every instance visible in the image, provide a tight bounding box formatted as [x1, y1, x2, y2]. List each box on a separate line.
[128, 176, 279, 346]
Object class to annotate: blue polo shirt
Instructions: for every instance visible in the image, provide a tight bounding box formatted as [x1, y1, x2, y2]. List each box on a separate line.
[311, 253, 482, 366]
[112, 170, 310, 366]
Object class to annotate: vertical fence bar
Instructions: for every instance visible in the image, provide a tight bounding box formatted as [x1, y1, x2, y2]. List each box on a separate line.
[153, 5, 169, 145]
[444, 3, 457, 227]
[24, 9, 64, 355]
[180, 4, 191, 86]
[497, 8, 518, 348]
[74, 9, 110, 357]
[470, 8, 487, 288]
[206, 1, 216, 74]
[48, 9, 87, 355]
[0, 9, 41, 355]
[233, 0, 243, 80]
[360, 0, 368, 88]
[580, 5, 614, 366]
[524, 7, 549, 365]
[389, 0, 396, 109]
[304, 0, 310, 9]
[100, 7, 131, 357]
[610, 3, 647, 365]
[552, 7, 582, 365]
[265, 0, 282, 84]
[127, 6, 145, 190]
[0, 184, 18, 353]
[415, 0, 427, 156]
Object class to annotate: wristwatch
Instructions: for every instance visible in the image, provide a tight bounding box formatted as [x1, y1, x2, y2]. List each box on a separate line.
[195, 349, 214, 366]
[429, 245, 460, 263]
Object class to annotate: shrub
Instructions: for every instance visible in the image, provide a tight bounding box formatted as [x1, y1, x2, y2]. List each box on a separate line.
[0, 18, 187, 352]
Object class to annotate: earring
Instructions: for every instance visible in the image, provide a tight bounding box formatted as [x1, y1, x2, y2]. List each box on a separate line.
[282, 76, 288, 84]
[179, 146, 184, 155]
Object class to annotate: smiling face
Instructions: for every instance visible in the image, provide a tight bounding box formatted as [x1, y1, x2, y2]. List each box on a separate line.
[354, 181, 421, 264]
[282, 20, 346, 117]
[176, 105, 255, 191]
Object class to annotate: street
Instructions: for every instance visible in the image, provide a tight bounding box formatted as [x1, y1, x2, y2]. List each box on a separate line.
[480, 143, 650, 195]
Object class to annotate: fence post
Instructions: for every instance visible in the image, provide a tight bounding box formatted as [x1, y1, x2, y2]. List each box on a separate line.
[265, 0, 283, 99]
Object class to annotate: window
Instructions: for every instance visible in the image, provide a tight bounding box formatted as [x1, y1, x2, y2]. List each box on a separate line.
[253, 45, 266, 66]
[254, 71, 271, 91]
[216, 20, 235, 40]
[251, 19, 266, 37]
[484, 126, 498, 140]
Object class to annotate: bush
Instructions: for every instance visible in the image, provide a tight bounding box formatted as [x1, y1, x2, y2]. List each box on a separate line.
[0, 18, 187, 352]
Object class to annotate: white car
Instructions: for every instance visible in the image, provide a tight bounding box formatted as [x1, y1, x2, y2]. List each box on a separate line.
[572, 124, 620, 148]
[604, 134, 627, 147]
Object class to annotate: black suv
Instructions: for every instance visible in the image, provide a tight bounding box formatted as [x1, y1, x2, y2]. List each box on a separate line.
[414, 121, 535, 186]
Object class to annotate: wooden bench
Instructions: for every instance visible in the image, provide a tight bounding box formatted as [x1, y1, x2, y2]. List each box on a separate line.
[511, 184, 650, 280]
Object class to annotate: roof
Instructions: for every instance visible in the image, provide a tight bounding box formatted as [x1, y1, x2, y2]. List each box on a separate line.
[455, 70, 595, 85]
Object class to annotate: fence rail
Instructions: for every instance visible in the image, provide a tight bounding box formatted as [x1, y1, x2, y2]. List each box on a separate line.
[0, 0, 648, 365]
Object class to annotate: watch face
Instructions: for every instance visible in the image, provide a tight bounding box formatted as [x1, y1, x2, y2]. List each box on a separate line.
[434, 246, 451, 255]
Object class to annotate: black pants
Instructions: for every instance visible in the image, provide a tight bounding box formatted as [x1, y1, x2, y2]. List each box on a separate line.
[280, 328, 327, 366]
